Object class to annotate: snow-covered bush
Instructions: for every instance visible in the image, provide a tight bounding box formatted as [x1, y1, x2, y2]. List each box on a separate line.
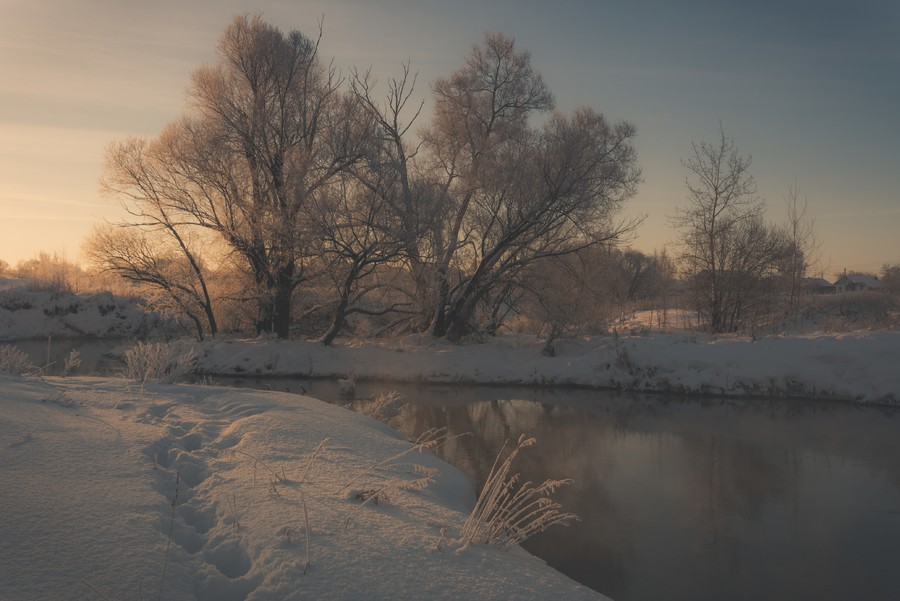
[0, 345, 34, 375]
[124, 341, 195, 383]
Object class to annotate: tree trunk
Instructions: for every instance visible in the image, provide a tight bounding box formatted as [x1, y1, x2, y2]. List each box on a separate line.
[202, 303, 218, 338]
[272, 277, 294, 339]
[320, 297, 348, 346]
[256, 300, 274, 336]
[429, 266, 451, 337]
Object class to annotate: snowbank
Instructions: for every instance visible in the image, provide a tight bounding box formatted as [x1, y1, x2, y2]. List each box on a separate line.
[192, 330, 900, 403]
[0, 288, 167, 341]
[0, 375, 604, 601]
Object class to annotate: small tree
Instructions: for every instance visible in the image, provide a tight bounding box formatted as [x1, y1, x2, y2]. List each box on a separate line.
[783, 180, 820, 321]
[671, 125, 787, 333]
[521, 247, 624, 347]
[881, 264, 900, 296]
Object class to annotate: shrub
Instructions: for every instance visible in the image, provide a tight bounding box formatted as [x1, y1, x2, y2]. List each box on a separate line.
[0, 345, 34, 375]
[43, 302, 80, 317]
[0, 293, 34, 312]
[124, 341, 195, 383]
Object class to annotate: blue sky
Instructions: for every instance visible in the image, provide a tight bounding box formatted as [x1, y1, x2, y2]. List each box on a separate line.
[2, 0, 898, 278]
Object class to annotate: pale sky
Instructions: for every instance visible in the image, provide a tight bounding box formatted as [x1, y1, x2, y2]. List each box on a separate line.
[2, 0, 898, 279]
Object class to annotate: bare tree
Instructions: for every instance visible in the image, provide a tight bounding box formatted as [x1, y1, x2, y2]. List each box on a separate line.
[311, 175, 407, 345]
[782, 179, 819, 319]
[719, 214, 791, 334]
[102, 15, 375, 338]
[521, 247, 621, 351]
[416, 33, 640, 340]
[96, 135, 222, 338]
[349, 64, 436, 331]
[671, 125, 778, 333]
[84, 224, 217, 339]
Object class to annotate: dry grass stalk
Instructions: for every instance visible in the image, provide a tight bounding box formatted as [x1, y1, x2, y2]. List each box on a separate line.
[124, 341, 195, 384]
[459, 434, 578, 551]
[300, 438, 329, 485]
[335, 427, 462, 496]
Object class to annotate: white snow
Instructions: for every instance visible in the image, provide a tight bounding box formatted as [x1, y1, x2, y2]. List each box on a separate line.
[192, 330, 900, 404]
[3, 289, 898, 599]
[0, 375, 606, 601]
[0, 287, 167, 341]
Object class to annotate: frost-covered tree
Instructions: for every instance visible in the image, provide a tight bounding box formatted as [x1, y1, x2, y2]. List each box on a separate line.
[84, 224, 217, 339]
[782, 180, 819, 318]
[102, 15, 375, 338]
[672, 126, 788, 333]
[415, 33, 641, 340]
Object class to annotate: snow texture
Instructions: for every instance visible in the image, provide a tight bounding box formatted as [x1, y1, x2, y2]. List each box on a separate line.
[0, 287, 167, 341]
[0, 376, 606, 601]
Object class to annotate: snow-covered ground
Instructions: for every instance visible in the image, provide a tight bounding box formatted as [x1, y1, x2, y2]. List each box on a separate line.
[0, 284, 169, 341]
[3, 288, 898, 599]
[0, 375, 604, 601]
[3, 286, 896, 403]
[192, 329, 900, 404]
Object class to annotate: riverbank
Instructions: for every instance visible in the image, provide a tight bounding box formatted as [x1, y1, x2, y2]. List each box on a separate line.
[0, 375, 605, 600]
[192, 330, 900, 404]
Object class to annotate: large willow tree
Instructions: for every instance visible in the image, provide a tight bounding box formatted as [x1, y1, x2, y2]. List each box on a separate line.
[101, 15, 374, 338]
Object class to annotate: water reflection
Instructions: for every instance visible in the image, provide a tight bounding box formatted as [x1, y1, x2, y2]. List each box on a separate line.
[14, 337, 126, 376]
[308, 381, 900, 601]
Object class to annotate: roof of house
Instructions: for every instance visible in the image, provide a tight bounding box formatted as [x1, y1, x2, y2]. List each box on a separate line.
[804, 277, 834, 287]
[836, 273, 882, 288]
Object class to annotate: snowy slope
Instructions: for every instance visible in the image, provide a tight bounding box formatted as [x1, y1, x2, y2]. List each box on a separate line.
[0, 375, 605, 601]
[0, 288, 168, 341]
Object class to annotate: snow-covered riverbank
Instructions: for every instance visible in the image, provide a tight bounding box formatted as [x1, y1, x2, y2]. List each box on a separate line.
[192, 330, 900, 404]
[3, 282, 897, 403]
[0, 375, 605, 600]
[3, 289, 897, 599]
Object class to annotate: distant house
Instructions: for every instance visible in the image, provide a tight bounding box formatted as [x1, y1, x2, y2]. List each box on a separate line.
[802, 277, 835, 295]
[833, 273, 882, 293]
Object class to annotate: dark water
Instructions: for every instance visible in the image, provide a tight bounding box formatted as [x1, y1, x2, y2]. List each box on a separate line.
[11, 339, 900, 600]
[12, 337, 126, 376]
[223, 377, 900, 601]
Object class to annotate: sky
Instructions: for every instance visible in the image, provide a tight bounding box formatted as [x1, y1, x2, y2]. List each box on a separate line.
[1, 0, 898, 280]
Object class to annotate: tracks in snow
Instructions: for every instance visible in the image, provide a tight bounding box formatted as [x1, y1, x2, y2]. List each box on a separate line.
[138, 398, 265, 601]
